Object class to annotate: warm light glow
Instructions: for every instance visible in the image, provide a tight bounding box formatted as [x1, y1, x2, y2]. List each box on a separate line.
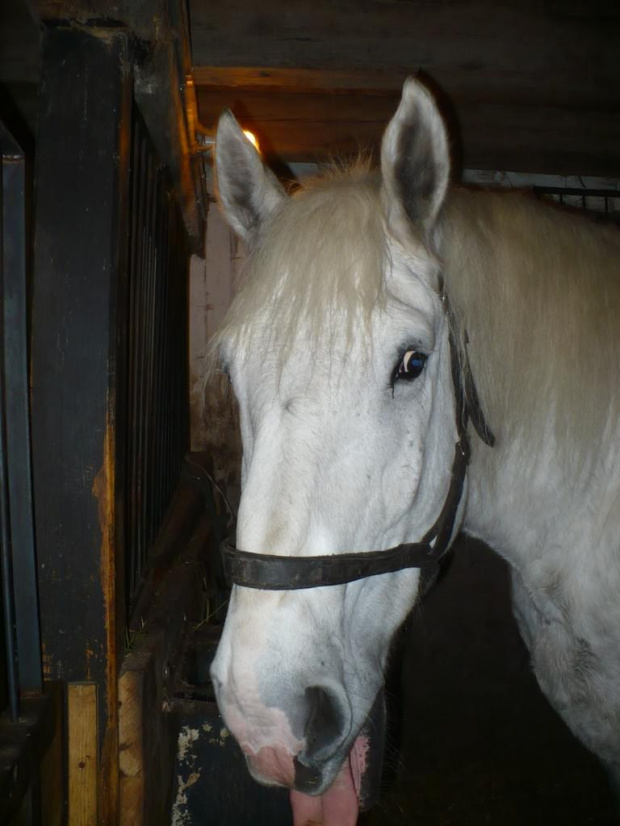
[243, 130, 259, 152]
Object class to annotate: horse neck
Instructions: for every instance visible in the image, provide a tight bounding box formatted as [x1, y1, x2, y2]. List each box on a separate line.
[440, 188, 620, 570]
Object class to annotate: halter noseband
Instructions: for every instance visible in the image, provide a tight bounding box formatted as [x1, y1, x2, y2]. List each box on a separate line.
[221, 325, 494, 591]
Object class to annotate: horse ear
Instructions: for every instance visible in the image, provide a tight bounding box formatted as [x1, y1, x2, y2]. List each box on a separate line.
[381, 78, 450, 240]
[215, 111, 286, 245]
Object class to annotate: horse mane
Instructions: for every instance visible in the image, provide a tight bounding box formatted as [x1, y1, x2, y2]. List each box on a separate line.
[210, 161, 388, 365]
[441, 188, 620, 461]
[212, 163, 620, 465]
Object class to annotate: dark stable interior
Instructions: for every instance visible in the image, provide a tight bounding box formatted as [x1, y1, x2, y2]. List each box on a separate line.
[361, 537, 616, 826]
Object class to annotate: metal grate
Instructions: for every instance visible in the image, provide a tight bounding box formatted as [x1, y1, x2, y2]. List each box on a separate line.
[534, 186, 620, 222]
[0, 121, 42, 722]
[124, 107, 189, 613]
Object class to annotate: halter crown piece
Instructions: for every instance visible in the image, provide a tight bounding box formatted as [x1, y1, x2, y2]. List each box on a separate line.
[221, 319, 494, 591]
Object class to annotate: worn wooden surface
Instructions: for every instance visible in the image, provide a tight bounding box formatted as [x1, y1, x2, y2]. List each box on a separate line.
[68, 683, 98, 826]
[30, 25, 132, 825]
[119, 510, 212, 825]
[190, 0, 619, 84]
[190, 0, 620, 175]
[35, 0, 181, 41]
[118, 667, 146, 826]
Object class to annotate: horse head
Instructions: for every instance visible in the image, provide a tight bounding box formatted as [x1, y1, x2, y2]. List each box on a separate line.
[210, 79, 462, 824]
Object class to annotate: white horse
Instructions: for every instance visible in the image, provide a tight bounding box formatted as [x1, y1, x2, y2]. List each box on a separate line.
[209, 79, 620, 826]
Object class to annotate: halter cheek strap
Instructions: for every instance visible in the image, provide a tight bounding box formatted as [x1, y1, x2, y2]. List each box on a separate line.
[221, 326, 494, 591]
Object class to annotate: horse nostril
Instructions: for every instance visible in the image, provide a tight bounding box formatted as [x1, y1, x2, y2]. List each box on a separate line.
[293, 756, 322, 791]
[303, 685, 345, 759]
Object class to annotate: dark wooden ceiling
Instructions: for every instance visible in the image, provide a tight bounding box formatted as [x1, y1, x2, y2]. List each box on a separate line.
[189, 0, 620, 176]
[0, 1, 618, 177]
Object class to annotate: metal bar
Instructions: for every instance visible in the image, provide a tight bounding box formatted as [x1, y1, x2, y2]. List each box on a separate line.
[146, 169, 164, 553]
[533, 186, 620, 199]
[127, 114, 146, 606]
[123, 108, 191, 617]
[153, 176, 169, 528]
[149, 182, 162, 535]
[0, 123, 43, 697]
[138, 144, 154, 577]
[0, 401, 19, 722]
[0, 131, 19, 722]
[140, 148, 157, 574]
[130, 119, 151, 603]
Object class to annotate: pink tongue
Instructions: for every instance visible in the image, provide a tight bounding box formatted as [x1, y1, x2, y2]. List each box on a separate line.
[289, 736, 369, 826]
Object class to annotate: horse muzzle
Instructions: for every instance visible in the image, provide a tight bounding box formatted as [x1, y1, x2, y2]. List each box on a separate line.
[216, 671, 385, 812]
[239, 687, 385, 817]
[292, 689, 386, 809]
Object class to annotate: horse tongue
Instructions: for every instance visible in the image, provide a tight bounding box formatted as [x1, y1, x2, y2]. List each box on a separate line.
[290, 755, 359, 826]
[289, 691, 385, 826]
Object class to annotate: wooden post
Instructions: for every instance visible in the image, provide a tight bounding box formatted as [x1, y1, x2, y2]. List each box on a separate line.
[31, 24, 132, 824]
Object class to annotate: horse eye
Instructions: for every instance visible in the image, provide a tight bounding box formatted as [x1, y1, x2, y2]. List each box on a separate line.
[392, 349, 427, 385]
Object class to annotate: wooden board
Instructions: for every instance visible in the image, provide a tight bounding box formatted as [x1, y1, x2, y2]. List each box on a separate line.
[190, 0, 620, 97]
[68, 683, 98, 826]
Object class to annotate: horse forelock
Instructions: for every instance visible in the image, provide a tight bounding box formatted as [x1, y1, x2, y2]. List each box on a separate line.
[210, 164, 395, 370]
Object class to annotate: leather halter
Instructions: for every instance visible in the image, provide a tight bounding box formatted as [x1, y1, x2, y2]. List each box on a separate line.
[221, 325, 494, 591]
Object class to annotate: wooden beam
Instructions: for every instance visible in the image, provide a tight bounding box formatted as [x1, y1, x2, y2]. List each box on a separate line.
[134, 40, 206, 245]
[31, 24, 132, 825]
[34, 0, 178, 42]
[193, 66, 407, 94]
[192, 64, 619, 108]
[196, 85, 620, 176]
[189, 1, 620, 103]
